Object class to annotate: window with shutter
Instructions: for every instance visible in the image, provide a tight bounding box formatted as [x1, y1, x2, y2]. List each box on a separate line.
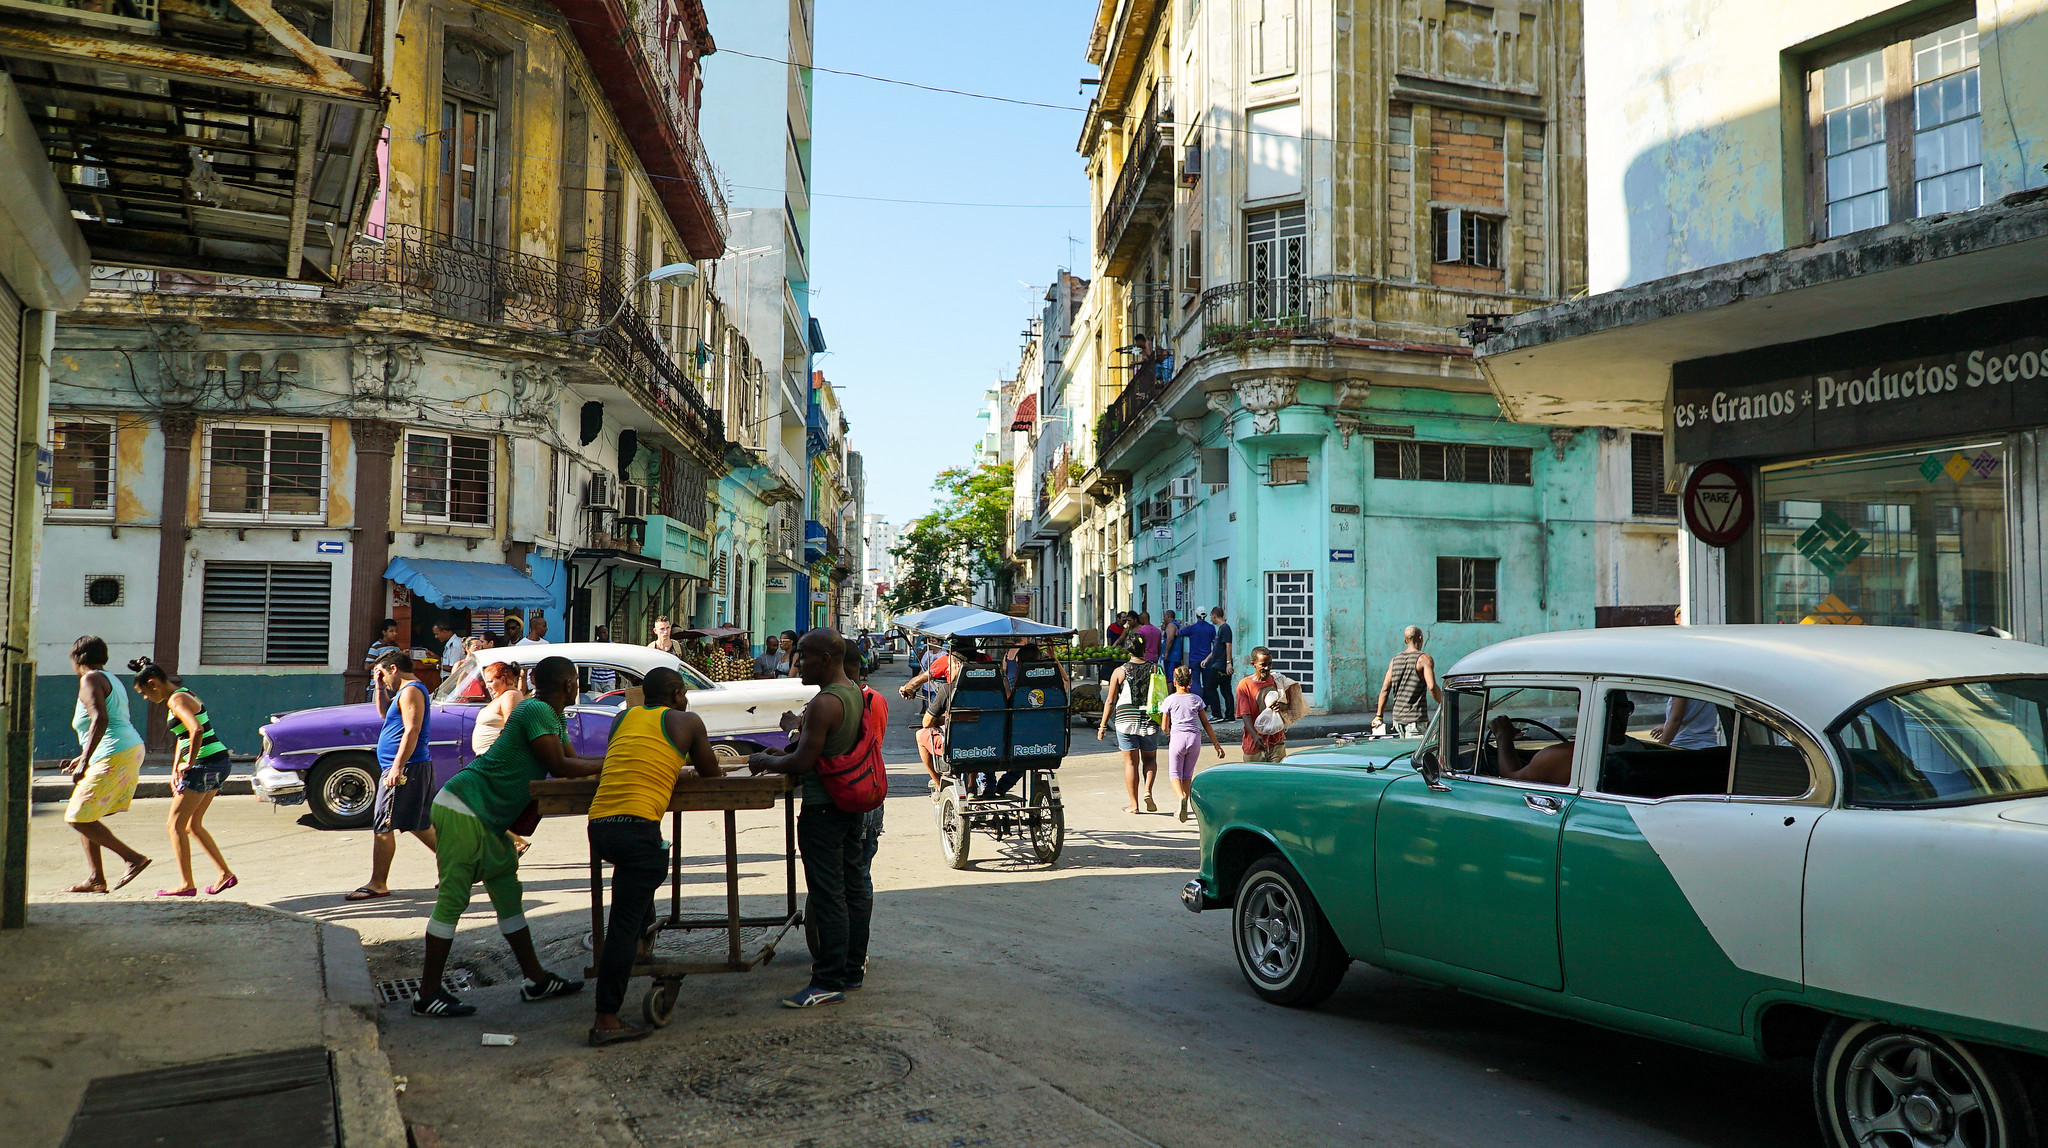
[1373, 439, 1534, 487]
[203, 423, 329, 522]
[200, 562, 333, 665]
[403, 431, 494, 525]
[1631, 434, 1677, 517]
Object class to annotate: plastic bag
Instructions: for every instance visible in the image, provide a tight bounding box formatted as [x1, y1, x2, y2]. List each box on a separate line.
[1254, 706, 1287, 737]
[1145, 671, 1169, 721]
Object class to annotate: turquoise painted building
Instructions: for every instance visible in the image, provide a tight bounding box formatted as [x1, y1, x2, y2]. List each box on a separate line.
[1118, 377, 1600, 714]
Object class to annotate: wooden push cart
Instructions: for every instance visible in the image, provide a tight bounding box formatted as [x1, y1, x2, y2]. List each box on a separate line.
[529, 773, 803, 1027]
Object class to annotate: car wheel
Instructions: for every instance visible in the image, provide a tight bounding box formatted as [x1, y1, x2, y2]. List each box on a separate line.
[1814, 1018, 2038, 1148]
[1231, 854, 1350, 1008]
[306, 753, 378, 830]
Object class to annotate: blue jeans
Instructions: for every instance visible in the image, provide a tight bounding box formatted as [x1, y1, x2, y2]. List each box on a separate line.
[798, 804, 874, 992]
[588, 816, 666, 1017]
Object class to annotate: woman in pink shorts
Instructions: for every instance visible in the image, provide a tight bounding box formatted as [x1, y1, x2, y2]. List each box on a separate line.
[1160, 666, 1226, 822]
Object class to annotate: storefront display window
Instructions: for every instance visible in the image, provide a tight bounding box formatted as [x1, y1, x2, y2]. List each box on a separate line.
[1759, 442, 2006, 632]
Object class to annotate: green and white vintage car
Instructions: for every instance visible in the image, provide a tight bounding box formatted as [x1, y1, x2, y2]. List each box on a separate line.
[1185, 626, 2048, 1148]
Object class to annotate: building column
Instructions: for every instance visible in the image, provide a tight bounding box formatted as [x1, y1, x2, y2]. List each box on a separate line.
[145, 413, 197, 751]
[3, 309, 55, 929]
[345, 420, 399, 703]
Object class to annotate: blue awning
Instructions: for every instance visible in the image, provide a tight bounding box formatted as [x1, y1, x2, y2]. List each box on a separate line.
[384, 557, 554, 610]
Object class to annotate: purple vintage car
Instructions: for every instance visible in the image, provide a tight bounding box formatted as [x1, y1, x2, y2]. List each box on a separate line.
[253, 642, 812, 828]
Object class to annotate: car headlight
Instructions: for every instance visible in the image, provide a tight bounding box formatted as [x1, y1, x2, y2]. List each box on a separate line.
[261, 733, 273, 757]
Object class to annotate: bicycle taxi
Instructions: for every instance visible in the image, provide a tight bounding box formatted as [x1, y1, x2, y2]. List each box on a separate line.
[894, 607, 1073, 869]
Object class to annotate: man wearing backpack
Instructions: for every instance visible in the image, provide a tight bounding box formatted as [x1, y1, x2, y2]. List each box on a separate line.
[747, 628, 881, 1008]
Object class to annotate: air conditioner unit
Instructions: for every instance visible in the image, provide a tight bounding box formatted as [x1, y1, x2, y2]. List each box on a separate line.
[1179, 142, 1203, 186]
[1169, 476, 1195, 499]
[617, 484, 649, 521]
[585, 472, 617, 510]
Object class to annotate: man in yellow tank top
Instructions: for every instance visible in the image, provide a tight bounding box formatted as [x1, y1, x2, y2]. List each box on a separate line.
[586, 666, 722, 1045]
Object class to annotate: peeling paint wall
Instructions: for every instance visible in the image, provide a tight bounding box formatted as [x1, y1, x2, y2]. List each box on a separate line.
[1588, 0, 2048, 292]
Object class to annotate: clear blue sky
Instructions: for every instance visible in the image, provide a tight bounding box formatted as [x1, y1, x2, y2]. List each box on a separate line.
[802, 0, 1097, 526]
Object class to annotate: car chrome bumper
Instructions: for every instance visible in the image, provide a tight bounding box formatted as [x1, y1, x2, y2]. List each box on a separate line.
[1182, 879, 1208, 913]
[252, 759, 306, 806]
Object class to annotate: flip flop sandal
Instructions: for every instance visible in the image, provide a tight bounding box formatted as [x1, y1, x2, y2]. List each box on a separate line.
[206, 875, 239, 896]
[66, 879, 108, 894]
[111, 858, 151, 891]
[156, 888, 197, 897]
[343, 886, 391, 902]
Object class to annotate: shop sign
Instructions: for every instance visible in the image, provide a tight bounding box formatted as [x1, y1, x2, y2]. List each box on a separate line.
[1671, 298, 2048, 464]
[1682, 461, 1754, 548]
[766, 574, 793, 593]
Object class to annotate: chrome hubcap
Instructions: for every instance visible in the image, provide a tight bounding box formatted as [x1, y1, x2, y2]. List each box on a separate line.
[322, 767, 374, 817]
[1846, 1034, 1990, 1148]
[1240, 882, 1300, 982]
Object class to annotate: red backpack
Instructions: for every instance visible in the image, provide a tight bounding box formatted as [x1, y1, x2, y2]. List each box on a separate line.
[817, 686, 889, 813]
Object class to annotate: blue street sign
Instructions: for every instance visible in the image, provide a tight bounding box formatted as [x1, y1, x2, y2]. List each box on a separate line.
[1329, 549, 1355, 563]
[316, 540, 345, 554]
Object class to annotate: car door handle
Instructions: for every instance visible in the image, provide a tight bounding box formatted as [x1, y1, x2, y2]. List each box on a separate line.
[1524, 793, 1564, 814]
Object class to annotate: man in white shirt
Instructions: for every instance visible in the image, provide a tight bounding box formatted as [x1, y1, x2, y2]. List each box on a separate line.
[433, 622, 466, 670]
[514, 614, 550, 646]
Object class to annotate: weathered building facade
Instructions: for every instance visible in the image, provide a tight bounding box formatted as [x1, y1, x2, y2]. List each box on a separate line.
[1076, 0, 1661, 712]
[30, 0, 742, 755]
[1479, 0, 2048, 642]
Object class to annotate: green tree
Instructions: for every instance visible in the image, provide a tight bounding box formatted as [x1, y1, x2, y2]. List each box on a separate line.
[881, 462, 1014, 616]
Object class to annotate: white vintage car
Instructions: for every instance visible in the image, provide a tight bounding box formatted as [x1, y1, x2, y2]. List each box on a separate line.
[1188, 626, 2048, 1148]
[254, 642, 815, 827]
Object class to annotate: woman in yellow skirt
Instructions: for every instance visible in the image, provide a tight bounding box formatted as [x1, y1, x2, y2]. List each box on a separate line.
[60, 636, 150, 892]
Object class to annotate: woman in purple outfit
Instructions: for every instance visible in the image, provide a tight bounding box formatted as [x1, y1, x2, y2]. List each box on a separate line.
[1160, 665, 1226, 822]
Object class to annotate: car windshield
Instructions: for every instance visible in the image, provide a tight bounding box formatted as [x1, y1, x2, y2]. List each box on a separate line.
[1835, 678, 2048, 807]
[433, 657, 485, 702]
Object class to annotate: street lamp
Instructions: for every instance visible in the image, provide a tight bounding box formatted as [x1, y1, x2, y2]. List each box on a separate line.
[567, 261, 700, 336]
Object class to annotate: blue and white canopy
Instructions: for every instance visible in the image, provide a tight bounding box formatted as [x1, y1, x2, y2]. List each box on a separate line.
[894, 606, 1073, 639]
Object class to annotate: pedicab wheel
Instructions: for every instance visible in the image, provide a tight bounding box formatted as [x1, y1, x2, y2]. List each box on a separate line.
[1029, 789, 1065, 865]
[642, 976, 683, 1028]
[938, 792, 971, 869]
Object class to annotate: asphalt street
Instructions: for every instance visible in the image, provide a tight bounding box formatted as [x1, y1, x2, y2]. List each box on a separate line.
[27, 658, 1820, 1147]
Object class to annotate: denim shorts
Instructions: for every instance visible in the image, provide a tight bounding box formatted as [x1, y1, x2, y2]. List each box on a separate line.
[1114, 729, 1159, 753]
[176, 756, 233, 795]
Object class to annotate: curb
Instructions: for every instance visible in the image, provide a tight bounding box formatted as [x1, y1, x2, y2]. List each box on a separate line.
[32, 775, 255, 803]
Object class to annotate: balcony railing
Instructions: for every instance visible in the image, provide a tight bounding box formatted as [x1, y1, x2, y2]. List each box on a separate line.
[630, 0, 728, 243]
[1097, 87, 1173, 273]
[1196, 277, 1333, 352]
[1095, 357, 1171, 459]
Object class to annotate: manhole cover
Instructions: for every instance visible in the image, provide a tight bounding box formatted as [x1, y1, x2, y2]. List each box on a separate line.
[372, 970, 474, 1003]
[686, 1037, 913, 1108]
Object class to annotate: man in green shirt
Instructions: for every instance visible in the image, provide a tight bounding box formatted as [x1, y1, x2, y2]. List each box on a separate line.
[413, 655, 602, 1018]
[748, 628, 868, 1008]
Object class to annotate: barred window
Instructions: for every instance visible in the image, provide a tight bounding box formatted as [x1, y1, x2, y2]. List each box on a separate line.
[1437, 557, 1498, 624]
[203, 423, 328, 521]
[50, 419, 115, 519]
[199, 561, 333, 665]
[1373, 439, 1532, 485]
[1631, 433, 1677, 517]
[403, 431, 494, 525]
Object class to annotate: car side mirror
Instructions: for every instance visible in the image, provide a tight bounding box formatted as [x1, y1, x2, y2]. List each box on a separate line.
[1418, 747, 1451, 792]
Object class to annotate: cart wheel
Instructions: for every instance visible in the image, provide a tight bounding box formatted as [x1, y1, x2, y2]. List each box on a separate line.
[1030, 788, 1065, 865]
[938, 793, 971, 869]
[642, 976, 682, 1028]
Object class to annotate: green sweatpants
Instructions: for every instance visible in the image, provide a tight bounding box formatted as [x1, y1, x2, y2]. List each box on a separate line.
[427, 799, 525, 939]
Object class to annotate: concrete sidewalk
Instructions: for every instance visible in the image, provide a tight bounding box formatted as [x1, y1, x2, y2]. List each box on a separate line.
[0, 899, 407, 1148]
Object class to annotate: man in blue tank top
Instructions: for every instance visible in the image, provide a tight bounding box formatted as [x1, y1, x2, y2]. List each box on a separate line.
[347, 651, 438, 901]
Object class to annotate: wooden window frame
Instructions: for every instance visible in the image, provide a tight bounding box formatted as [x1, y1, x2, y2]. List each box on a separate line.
[1801, 1, 1976, 241]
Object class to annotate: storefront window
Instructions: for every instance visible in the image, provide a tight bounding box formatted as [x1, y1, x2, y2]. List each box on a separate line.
[1759, 443, 2006, 632]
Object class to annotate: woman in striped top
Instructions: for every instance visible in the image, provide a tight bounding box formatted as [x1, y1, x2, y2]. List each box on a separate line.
[131, 657, 238, 897]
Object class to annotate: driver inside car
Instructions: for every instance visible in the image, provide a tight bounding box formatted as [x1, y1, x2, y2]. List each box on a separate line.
[1488, 714, 1574, 785]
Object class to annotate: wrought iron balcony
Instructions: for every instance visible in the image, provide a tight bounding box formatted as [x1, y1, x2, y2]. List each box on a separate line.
[1096, 86, 1174, 278]
[1094, 356, 1171, 460]
[1196, 277, 1333, 352]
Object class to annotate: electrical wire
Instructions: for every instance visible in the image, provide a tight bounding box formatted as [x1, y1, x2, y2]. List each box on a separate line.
[711, 46, 1089, 113]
